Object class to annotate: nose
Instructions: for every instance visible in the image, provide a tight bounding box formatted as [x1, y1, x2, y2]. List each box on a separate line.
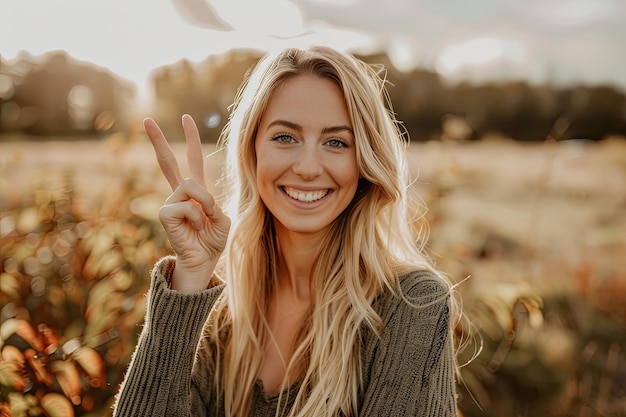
[292, 145, 323, 180]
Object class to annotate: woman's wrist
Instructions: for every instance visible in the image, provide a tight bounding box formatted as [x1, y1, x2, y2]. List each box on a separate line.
[169, 259, 220, 294]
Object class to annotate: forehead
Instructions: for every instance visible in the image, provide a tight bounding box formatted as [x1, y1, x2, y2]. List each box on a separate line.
[259, 74, 352, 129]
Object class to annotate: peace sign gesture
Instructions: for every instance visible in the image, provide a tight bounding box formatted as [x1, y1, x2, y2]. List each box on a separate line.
[144, 115, 231, 293]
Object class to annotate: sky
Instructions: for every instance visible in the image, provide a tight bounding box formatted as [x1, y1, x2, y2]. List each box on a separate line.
[1, 0, 625, 104]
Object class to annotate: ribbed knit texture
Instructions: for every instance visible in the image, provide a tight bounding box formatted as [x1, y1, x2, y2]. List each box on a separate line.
[112, 257, 457, 416]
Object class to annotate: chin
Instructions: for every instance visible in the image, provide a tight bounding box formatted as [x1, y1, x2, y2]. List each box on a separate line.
[274, 218, 333, 236]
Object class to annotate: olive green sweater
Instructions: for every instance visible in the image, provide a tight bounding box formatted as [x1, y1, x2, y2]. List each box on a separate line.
[113, 257, 457, 416]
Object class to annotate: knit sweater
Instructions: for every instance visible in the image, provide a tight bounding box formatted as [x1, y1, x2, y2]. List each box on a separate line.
[112, 257, 457, 416]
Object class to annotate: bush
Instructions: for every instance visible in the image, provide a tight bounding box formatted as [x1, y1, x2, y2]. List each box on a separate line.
[1, 168, 169, 416]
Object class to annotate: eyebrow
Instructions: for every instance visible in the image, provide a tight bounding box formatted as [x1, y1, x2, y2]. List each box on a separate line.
[267, 119, 354, 136]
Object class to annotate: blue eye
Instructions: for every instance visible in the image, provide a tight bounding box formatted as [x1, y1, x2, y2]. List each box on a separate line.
[326, 138, 348, 148]
[272, 133, 295, 144]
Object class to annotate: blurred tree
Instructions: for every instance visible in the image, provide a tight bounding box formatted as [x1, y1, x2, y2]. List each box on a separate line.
[2, 49, 626, 142]
[151, 50, 261, 142]
[562, 85, 626, 140]
[0, 51, 135, 137]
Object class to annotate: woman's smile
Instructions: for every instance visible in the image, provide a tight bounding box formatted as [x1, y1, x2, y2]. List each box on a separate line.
[281, 186, 332, 204]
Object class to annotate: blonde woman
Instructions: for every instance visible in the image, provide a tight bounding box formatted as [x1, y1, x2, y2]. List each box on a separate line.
[113, 46, 459, 416]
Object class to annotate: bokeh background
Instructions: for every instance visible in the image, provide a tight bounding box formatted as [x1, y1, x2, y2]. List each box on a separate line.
[1, 1, 625, 416]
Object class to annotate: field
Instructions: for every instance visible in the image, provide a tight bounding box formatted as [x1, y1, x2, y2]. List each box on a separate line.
[1, 135, 625, 416]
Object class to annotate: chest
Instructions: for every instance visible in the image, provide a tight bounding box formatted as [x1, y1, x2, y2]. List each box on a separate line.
[257, 295, 310, 395]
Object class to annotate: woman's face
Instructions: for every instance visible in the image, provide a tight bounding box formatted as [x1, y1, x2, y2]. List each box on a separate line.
[255, 74, 360, 237]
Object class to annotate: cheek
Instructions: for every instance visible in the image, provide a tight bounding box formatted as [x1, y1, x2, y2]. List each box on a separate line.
[254, 145, 267, 181]
[255, 156, 280, 202]
[340, 158, 360, 192]
[256, 157, 272, 184]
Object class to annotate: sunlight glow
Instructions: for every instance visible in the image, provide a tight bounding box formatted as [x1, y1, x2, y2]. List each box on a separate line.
[388, 37, 417, 72]
[308, 0, 360, 6]
[0, 0, 373, 107]
[536, 0, 617, 26]
[211, 0, 305, 38]
[436, 37, 529, 83]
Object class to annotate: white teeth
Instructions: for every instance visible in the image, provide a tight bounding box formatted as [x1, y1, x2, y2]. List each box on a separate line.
[283, 187, 330, 202]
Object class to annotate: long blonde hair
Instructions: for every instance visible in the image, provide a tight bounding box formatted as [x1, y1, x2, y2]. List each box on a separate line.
[210, 46, 449, 417]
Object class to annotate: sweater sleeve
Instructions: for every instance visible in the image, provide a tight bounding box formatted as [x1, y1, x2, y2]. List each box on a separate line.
[359, 272, 458, 417]
[112, 256, 225, 417]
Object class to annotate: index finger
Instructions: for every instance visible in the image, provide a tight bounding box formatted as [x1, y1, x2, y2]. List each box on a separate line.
[143, 117, 184, 191]
[182, 114, 206, 188]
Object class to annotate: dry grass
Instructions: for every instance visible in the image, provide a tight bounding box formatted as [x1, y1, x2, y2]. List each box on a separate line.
[1, 134, 625, 416]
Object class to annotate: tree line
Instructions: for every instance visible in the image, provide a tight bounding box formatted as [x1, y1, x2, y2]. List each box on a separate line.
[1, 49, 625, 142]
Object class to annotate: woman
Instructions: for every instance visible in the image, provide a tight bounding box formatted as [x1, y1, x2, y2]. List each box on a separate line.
[113, 46, 459, 416]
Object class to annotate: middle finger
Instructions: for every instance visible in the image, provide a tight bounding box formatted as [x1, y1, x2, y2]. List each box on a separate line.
[182, 114, 206, 188]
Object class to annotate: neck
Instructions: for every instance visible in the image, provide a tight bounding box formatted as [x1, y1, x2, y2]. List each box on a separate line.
[274, 225, 326, 300]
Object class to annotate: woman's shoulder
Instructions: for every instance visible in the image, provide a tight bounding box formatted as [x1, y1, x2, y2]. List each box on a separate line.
[398, 269, 451, 301]
[361, 269, 455, 384]
[374, 268, 452, 322]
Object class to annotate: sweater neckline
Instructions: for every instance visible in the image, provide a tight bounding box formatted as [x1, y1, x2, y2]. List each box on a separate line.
[254, 378, 302, 403]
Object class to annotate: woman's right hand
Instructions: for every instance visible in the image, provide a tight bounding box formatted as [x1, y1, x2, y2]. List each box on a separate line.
[144, 115, 231, 293]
